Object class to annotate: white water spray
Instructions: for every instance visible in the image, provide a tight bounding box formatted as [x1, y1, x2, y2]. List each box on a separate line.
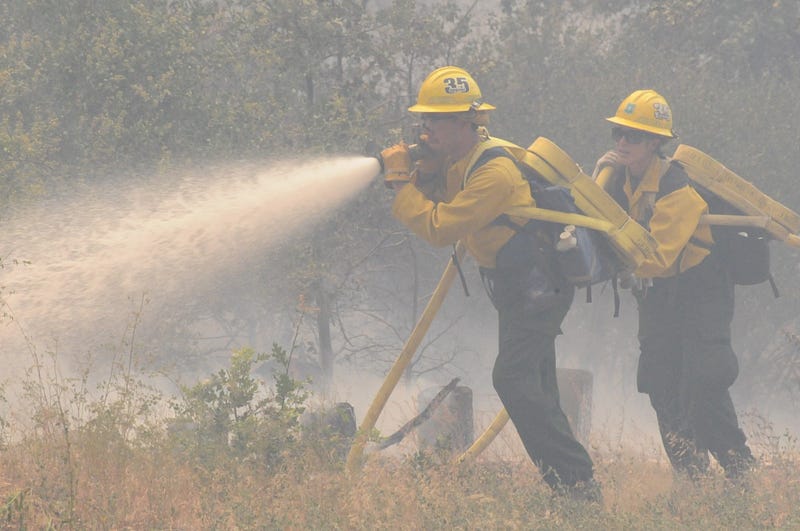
[1, 156, 382, 380]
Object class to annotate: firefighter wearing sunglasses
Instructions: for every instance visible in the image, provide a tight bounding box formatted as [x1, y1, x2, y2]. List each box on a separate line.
[593, 90, 755, 481]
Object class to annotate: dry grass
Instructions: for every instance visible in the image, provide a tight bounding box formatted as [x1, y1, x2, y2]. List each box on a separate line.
[0, 345, 797, 529]
[1, 426, 799, 529]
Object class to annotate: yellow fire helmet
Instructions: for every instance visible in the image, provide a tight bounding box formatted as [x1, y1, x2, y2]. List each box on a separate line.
[408, 66, 496, 116]
[606, 89, 676, 138]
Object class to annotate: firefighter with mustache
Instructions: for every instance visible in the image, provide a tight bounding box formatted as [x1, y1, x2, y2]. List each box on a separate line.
[380, 66, 600, 502]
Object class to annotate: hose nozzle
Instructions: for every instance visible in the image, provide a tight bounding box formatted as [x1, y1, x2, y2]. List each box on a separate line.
[373, 140, 433, 174]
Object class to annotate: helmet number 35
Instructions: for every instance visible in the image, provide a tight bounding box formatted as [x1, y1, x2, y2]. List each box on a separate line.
[444, 77, 470, 94]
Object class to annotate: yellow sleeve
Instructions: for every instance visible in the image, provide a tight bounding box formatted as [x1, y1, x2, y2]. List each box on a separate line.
[635, 186, 708, 277]
[391, 158, 520, 248]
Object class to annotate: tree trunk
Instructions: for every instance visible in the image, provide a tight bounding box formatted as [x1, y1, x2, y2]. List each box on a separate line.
[315, 278, 333, 394]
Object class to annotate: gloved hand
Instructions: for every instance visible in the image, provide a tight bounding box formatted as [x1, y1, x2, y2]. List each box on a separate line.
[379, 142, 412, 189]
[406, 134, 445, 185]
[592, 150, 623, 180]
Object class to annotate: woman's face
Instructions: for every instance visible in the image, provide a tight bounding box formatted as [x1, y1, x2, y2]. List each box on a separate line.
[611, 126, 662, 176]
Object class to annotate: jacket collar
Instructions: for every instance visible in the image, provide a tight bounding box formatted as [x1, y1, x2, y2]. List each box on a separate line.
[623, 156, 669, 204]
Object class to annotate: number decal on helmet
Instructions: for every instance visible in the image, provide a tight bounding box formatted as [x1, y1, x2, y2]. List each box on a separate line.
[443, 77, 470, 94]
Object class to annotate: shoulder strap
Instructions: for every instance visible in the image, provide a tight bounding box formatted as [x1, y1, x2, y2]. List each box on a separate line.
[462, 145, 528, 231]
[462, 137, 526, 189]
[464, 147, 513, 187]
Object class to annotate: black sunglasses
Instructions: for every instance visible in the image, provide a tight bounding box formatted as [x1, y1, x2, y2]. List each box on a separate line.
[611, 127, 651, 144]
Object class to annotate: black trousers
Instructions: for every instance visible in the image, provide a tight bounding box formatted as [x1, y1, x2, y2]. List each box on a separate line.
[636, 253, 753, 478]
[482, 231, 594, 488]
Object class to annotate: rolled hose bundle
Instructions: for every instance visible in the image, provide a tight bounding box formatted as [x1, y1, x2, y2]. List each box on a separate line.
[464, 136, 660, 270]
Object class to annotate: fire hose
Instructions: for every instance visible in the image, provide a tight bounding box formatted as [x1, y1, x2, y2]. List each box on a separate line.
[346, 241, 466, 475]
[454, 408, 510, 464]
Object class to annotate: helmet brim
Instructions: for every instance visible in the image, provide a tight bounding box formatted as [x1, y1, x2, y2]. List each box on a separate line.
[408, 102, 496, 113]
[606, 116, 675, 138]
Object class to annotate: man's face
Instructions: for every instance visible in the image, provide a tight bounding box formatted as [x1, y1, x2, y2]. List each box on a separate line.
[419, 113, 466, 156]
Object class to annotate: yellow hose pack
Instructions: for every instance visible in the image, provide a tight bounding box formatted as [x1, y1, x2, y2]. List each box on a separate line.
[464, 136, 660, 269]
[671, 144, 800, 248]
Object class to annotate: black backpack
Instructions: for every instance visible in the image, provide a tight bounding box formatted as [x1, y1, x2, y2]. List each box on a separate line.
[694, 184, 778, 297]
[469, 147, 625, 315]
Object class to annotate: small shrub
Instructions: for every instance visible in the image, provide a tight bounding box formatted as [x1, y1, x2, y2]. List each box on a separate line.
[168, 343, 309, 472]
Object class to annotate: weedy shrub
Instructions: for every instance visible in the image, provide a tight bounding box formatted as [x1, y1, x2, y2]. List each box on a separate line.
[168, 343, 310, 472]
[0, 340, 316, 528]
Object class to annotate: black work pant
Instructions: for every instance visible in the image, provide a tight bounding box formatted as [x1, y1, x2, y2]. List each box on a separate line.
[636, 253, 753, 478]
[482, 231, 594, 488]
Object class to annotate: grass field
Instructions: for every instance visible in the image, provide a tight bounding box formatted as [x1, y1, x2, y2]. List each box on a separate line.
[0, 347, 797, 529]
[1, 430, 798, 529]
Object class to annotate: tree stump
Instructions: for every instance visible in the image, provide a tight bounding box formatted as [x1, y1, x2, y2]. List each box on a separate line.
[301, 402, 357, 462]
[416, 385, 474, 453]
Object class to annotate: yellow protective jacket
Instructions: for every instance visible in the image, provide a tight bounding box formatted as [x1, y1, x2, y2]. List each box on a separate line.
[609, 156, 712, 278]
[392, 139, 535, 268]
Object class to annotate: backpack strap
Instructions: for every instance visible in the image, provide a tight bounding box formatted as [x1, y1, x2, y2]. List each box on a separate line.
[461, 138, 524, 189]
[463, 146, 514, 188]
[462, 145, 535, 231]
[451, 242, 470, 297]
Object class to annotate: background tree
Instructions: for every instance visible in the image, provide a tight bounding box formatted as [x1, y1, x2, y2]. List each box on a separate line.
[1, 0, 798, 411]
